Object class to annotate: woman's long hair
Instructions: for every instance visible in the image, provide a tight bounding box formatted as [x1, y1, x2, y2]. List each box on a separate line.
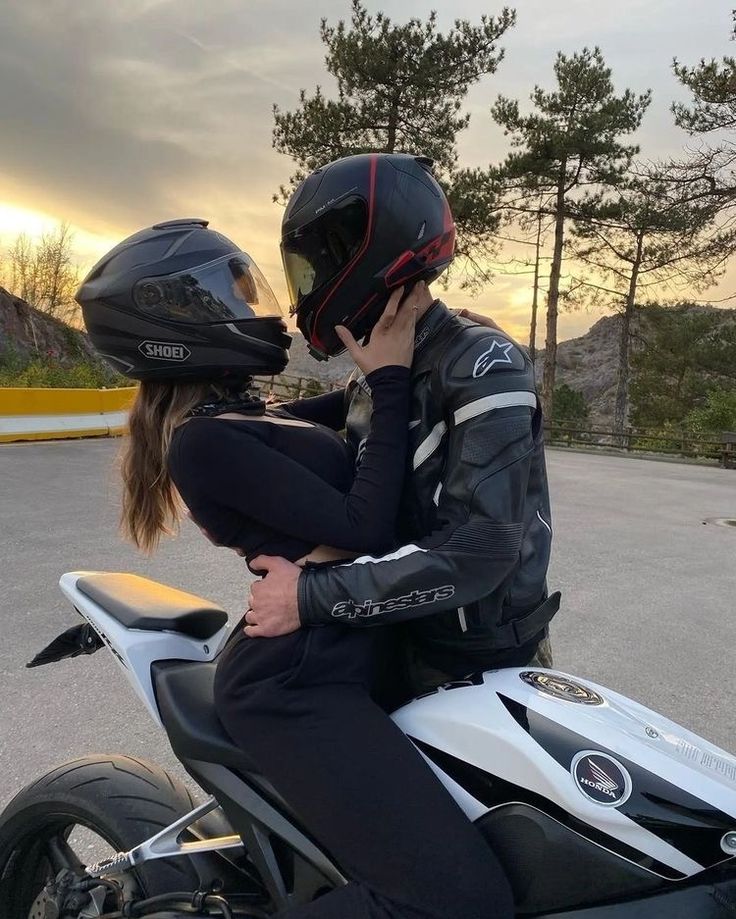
[121, 380, 212, 552]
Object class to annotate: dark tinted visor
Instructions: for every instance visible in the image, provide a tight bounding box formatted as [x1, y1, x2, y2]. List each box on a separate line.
[281, 197, 368, 313]
[133, 253, 284, 324]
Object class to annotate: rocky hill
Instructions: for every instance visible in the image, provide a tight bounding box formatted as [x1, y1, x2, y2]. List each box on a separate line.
[536, 314, 624, 427]
[283, 332, 354, 384]
[3, 287, 733, 421]
[0, 286, 99, 366]
[538, 305, 736, 427]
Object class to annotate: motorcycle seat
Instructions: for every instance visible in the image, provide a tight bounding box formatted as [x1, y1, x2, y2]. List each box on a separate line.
[77, 573, 228, 640]
[153, 658, 313, 824]
[153, 658, 263, 773]
[153, 659, 296, 810]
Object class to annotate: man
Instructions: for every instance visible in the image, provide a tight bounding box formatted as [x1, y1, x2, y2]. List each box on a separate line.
[248, 152, 557, 700]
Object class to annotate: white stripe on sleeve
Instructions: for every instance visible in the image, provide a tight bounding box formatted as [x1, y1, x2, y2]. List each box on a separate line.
[453, 391, 537, 426]
[337, 544, 428, 568]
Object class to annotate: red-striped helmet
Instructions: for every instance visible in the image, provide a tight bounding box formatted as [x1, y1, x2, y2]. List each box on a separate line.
[281, 153, 455, 360]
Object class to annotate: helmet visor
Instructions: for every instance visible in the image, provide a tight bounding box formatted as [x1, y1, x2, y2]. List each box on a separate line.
[133, 253, 284, 324]
[281, 197, 368, 313]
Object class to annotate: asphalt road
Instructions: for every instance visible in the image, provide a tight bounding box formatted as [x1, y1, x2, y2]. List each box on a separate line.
[1, 439, 735, 809]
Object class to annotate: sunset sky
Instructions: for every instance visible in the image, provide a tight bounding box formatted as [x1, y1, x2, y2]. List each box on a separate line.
[0, 0, 732, 342]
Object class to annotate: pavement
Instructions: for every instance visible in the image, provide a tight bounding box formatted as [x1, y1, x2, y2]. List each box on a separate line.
[1, 439, 735, 809]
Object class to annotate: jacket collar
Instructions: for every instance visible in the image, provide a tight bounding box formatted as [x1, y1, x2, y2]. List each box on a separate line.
[414, 300, 454, 355]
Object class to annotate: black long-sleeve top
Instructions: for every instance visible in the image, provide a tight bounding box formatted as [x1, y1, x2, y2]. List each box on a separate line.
[168, 366, 409, 569]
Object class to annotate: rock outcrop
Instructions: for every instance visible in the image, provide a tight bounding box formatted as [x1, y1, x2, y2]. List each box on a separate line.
[537, 306, 736, 427]
[0, 287, 96, 365]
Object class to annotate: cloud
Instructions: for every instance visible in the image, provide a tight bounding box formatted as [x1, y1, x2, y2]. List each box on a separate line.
[0, 1, 326, 219]
[0, 0, 734, 326]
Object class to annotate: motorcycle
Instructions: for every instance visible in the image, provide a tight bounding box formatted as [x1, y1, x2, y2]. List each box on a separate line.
[2, 569, 736, 918]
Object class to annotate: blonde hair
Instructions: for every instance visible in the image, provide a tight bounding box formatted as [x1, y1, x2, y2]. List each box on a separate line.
[120, 380, 213, 552]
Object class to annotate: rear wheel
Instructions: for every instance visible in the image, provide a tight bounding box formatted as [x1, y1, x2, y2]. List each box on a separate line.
[0, 754, 202, 918]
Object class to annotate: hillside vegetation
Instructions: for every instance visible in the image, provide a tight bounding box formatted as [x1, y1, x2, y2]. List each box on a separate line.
[3, 284, 735, 439]
[0, 286, 126, 387]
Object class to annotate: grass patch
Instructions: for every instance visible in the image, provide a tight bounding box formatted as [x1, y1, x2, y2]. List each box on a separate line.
[0, 351, 128, 389]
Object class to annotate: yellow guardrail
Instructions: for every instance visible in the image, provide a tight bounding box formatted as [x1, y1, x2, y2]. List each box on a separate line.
[0, 387, 137, 443]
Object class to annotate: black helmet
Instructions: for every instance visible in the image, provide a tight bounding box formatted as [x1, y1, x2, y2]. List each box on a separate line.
[281, 153, 455, 360]
[76, 218, 291, 381]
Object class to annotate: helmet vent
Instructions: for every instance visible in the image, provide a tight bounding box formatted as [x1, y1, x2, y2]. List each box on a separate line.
[162, 228, 198, 259]
[416, 221, 426, 241]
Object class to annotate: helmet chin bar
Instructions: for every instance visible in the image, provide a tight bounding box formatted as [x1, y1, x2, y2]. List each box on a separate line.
[308, 344, 329, 361]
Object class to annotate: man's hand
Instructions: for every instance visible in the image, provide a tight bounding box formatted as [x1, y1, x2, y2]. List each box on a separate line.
[245, 556, 302, 637]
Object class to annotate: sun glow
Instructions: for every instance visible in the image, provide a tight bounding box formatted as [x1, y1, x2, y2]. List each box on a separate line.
[0, 202, 120, 272]
[0, 203, 54, 241]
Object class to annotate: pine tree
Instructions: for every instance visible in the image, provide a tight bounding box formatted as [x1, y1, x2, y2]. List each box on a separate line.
[630, 305, 736, 428]
[272, 1, 516, 264]
[491, 47, 650, 411]
[668, 11, 736, 208]
[570, 171, 733, 434]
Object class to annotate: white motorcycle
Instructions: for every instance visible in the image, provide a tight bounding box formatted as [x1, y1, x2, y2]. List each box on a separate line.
[2, 570, 736, 918]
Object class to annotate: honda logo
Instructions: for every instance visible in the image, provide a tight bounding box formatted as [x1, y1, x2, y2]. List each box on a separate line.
[572, 751, 632, 807]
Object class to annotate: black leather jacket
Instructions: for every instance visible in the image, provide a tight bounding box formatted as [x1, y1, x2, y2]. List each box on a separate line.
[299, 301, 558, 672]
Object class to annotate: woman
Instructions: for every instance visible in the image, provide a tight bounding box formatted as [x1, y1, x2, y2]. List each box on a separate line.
[76, 219, 514, 919]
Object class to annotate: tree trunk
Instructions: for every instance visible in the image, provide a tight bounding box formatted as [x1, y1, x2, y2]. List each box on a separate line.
[385, 97, 399, 153]
[529, 205, 543, 362]
[542, 173, 567, 413]
[613, 232, 644, 438]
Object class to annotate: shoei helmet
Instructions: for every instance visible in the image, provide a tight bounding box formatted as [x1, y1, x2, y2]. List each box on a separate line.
[76, 219, 291, 381]
[281, 153, 455, 360]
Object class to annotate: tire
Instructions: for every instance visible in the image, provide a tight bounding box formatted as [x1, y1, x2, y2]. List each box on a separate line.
[0, 754, 202, 918]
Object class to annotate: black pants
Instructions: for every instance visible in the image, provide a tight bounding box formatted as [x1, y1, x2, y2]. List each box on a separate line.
[214, 626, 515, 919]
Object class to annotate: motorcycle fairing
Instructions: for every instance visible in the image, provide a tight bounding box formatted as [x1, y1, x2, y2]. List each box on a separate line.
[392, 668, 736, 882]
[59, 572, 231, 726]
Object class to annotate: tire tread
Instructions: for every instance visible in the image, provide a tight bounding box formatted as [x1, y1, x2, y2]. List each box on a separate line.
[0, 754, 201, 900]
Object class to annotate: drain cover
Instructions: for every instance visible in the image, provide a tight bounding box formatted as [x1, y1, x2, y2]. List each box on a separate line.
[703, 517, 736, 529]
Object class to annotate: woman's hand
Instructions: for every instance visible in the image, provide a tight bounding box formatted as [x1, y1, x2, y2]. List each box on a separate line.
[456, 308, 526, 349]
[456, 307, 503, 331]
[335, 282, 424, 375]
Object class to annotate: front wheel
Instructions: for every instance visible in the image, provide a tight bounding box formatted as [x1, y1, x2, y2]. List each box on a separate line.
[0, 754, 202, 918]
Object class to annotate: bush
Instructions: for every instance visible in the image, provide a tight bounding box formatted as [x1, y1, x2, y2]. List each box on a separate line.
[628, 426, 682, 454]
[0, 354, 129, 388]
[551, 383, 590, 428]
[685, 388, 736, 434]
[301, 377, 326, 398]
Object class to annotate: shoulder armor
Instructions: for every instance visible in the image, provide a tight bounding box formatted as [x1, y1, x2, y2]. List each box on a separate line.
[444, 325, 529, 381]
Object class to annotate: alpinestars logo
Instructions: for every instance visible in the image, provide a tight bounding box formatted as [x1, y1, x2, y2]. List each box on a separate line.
[472, 339, 515, 377]
[139, 340, 191, 361]
[331, 585, 455, 620]
[414, 326, 431, 349]
[572, 752, 632, 807]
